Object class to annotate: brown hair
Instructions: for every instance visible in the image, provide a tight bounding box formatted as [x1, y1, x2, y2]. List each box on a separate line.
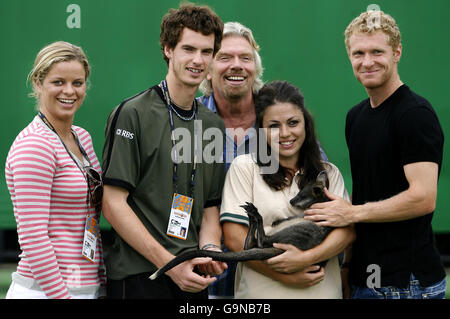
[159, 2, 223, 64]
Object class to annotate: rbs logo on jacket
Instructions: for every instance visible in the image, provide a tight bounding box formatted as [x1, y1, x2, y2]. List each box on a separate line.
[116, 129, 134, 140]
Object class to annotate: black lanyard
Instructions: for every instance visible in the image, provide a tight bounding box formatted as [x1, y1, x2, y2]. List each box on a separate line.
[38, 112, 92, 203]
[160, 80, 198, 197]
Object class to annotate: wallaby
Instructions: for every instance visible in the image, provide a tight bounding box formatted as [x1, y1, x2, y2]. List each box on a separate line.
[149, 170, 332, 280]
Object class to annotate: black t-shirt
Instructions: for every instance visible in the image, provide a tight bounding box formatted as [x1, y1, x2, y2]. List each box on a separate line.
[345, 85, 445, 288]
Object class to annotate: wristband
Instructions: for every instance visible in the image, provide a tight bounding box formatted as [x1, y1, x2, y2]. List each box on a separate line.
[201, 243, 220, 250]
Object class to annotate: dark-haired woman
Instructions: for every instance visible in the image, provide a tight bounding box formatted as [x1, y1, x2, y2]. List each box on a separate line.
[220, 81, 355, 298]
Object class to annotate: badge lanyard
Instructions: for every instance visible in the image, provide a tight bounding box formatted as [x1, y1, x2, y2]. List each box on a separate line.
[160, 80, 200, 240]
[38, 111, 99, 262]
[160, 80, 198, 197]
[38, 112, 92, 179]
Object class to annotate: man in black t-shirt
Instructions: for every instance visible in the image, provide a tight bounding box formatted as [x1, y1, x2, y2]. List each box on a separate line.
[304, 10, 446, 299]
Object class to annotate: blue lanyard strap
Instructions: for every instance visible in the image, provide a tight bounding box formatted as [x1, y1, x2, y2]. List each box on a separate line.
[159, 80, 198, 197]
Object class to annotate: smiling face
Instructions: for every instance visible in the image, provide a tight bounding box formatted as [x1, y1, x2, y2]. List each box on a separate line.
[348, 30, 401, 90]
[262, 102, 306, 170]
[35, 60, 86, 124]
[208, 35, 256, 100]
[165, 27, 215, 89]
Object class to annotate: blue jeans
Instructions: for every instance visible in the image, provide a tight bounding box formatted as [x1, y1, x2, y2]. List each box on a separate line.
[351, 274, 447, 299]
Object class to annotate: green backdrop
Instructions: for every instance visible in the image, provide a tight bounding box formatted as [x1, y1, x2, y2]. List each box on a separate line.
[1, 0, 449, 232]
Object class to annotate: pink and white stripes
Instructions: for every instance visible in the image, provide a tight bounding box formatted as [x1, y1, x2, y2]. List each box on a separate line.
[5, 116, 106, 299]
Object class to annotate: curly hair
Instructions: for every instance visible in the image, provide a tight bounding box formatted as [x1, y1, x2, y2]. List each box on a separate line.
[254, 80, 326, 190]
[344, 10, 401, 51]
[160, 2, 223, 65]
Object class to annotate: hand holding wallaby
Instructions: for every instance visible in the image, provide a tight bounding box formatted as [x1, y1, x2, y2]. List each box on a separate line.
[149, 171, 332, 280]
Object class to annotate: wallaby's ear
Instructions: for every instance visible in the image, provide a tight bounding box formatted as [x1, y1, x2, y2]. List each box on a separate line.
[316, 170, 329, 189]
[312, 186, 323, 198]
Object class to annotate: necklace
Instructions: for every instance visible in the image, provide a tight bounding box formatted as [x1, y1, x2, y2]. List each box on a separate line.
[160, 80, 197, 122]
[170, 103, 196, 121]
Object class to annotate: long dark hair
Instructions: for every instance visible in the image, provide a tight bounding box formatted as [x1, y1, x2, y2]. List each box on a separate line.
[254, 80, 325, 190]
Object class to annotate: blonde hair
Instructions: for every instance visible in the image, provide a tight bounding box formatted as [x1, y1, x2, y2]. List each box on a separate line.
[28, 41, 91, 103]
[200, 21, 264, 96]
[344, 10, 401, 51]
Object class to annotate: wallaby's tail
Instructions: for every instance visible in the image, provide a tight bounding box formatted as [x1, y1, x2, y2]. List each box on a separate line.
[149, 247, 283, 280]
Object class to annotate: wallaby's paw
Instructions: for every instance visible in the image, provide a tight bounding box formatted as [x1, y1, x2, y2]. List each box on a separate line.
[240, 202, 260, 218]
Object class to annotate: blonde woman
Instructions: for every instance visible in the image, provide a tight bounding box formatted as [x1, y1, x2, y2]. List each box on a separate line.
[5, 41, 106, 299]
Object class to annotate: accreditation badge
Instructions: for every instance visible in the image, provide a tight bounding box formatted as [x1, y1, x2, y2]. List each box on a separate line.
[82, 214, 99, 263]
[167, 193, 193, 240]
